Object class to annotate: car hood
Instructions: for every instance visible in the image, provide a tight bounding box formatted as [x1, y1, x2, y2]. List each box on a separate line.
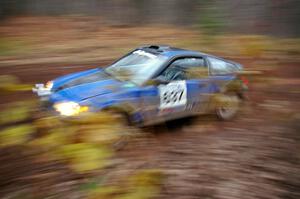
[52, 68, 105, 91]
[50, 68, 136, 103]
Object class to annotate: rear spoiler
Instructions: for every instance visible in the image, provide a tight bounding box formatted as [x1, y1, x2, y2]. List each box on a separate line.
[235, 70, 263, 76]
[235, 70, 264, 88]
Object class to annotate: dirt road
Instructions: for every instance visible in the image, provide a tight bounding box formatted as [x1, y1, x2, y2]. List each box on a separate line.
[0, 59, 299, 199]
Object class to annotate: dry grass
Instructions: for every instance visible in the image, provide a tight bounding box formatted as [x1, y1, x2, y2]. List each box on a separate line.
[1, 16, 299, 67]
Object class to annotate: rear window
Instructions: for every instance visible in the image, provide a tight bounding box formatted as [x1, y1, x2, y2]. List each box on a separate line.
[207, 57, 238, 75]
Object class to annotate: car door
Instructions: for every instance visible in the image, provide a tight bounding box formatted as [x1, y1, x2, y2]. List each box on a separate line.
[174, 57, 213, 115]
[206, 56, 237, 93]
[140, 56, 214, 125]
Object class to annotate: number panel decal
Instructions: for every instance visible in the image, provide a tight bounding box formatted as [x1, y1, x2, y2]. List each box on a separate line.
[159, 81, 187, 109]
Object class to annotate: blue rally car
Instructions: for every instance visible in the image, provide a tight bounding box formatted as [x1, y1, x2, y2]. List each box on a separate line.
[33, 45, 248, 126]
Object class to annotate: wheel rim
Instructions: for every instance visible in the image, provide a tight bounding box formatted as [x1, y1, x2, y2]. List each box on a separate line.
[217, 95, 240, 119]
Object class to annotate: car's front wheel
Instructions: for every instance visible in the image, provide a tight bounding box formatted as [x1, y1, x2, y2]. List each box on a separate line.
[215, 93, 241, 120]
[102, 109, 132, 150]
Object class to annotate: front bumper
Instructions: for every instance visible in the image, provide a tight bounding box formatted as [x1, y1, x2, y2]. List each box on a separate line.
[32, 84, 52, 101]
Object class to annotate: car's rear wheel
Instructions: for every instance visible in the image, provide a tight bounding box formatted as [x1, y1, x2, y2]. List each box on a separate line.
[216, 93, 241, 120]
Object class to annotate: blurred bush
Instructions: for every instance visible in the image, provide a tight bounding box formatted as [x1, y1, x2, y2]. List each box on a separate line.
[0, 92, 163, 198]
[0, 124, 35, 147]
[0, 75, 32, 92]
[12, 112, 122, 173]
[0, 101, 35, 125]
[58, 143, 112, 173]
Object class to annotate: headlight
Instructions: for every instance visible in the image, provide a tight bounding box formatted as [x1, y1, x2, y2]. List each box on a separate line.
[45, 81, 53, 90]
[54, 102, 89, 116]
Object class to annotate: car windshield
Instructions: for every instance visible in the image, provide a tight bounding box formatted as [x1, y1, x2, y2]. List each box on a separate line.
[105, 50, 168, 85]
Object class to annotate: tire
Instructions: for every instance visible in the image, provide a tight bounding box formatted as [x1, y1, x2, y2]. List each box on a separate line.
[215, 93, 241, 120]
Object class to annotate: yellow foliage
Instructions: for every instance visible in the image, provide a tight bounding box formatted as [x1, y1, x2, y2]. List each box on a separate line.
[0, 102, 33, 125]
[0, 75, 32, 92]
[29, 129, 67, 149]
[0, 125, 35, 147]
[34, 116, 62, 129]
[2, 84, 33, 92]
[66, 112, 118, 125]
[58, 143, 113, 173]
[78, 124, 122, 144]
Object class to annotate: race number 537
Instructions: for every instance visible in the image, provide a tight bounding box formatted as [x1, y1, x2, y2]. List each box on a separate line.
[159, 81, 187, 109]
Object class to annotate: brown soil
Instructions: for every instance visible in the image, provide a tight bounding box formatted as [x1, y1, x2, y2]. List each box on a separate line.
[0, 16, 299, 199]
[0, 57, 299, 199]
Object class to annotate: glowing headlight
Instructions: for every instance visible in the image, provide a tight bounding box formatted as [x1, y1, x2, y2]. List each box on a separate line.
[54, 102, 89, 116]
[45, 81, 53, 90]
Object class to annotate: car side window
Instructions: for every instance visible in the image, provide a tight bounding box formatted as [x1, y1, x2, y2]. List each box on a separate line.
[207, 57, 237, 75]
[161, 57, 206, 81]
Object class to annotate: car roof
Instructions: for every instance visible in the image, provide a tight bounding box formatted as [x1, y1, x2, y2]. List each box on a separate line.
[137, 45, 242, 67]
[138, 45, 205, 57]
